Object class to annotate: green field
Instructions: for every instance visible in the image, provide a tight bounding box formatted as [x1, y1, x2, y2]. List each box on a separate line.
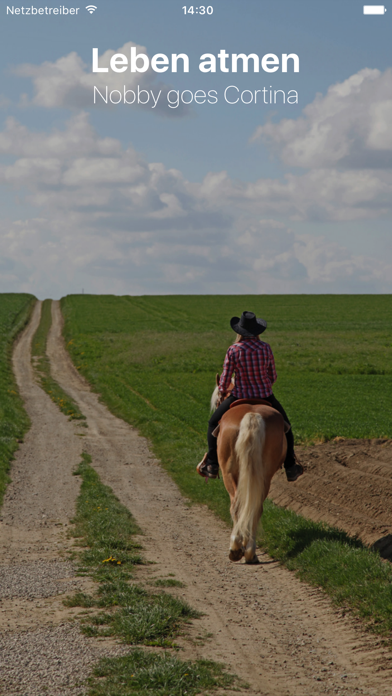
[0, 293, 36, 507]
[60, 294, 392, 518]
[60, 294, 392, 640]
[61, 294, 392, 444]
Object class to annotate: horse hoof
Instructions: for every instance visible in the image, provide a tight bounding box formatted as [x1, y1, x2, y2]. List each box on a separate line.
[245, 554, 260, 565]
[229, 548, 244, 562]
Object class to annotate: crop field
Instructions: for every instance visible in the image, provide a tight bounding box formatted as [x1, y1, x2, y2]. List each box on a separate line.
[0, 293, 36, 506]
[61, 293, 392, 444]
[60, 295, 392, 510]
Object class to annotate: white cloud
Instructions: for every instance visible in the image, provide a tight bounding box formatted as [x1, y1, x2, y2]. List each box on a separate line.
[235, 219, 392, 292]
[0, 111, 391, 297]
[2, 211, 390, 298]
[251, 68, 392, 169]
[197, 166, 392, 222]
[188, 69, 392, 224]
[0, 112, 121, 157]
[0, 114, 228, 233]
[248, 168, 392, 221]
[229, 69, 392, 222]
[14, 42, 190, 116]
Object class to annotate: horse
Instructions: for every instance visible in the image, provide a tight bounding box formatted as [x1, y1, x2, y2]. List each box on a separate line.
[210, 375, 289, 564]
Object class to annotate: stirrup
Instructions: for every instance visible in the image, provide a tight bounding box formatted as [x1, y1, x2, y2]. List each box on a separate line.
[285, 462, 304, 482]
[197, 454, 219, 479]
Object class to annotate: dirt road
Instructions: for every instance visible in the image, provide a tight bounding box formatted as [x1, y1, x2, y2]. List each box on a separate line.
[1, 300, 392, 695]
[0, 302, 130, 696]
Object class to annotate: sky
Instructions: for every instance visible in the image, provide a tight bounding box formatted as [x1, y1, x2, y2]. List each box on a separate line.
[0, 0, 391, 298]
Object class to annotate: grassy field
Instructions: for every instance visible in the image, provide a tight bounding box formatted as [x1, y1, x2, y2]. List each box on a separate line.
[61, 294, 392, 641]
[0, 293, 36, 507]
[61, 294, 392, 444]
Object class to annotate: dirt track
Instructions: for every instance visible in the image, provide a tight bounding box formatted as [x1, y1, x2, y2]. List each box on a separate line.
[1, 300, 392, 695]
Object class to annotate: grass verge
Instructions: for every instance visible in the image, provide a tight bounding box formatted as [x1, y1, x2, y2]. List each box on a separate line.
[68, 453, 240, 693]
[0, 293, 36, 508]
[31, 299, 86, 422]
[60, 294, 392, 647]
[87, 650, 237, 696]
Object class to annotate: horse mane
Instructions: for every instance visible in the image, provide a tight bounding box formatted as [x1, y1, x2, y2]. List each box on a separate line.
[210, 386, 220, 412]
[210, 378, 235, 412]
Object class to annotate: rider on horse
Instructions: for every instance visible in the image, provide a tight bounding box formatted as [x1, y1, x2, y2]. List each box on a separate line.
[197, 310, 304, 482]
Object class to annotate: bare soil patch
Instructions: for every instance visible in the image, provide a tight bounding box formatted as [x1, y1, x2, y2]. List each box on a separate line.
[270, 438, 392, 559]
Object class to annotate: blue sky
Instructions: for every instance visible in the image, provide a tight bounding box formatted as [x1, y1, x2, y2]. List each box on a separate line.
[0, 0, 391, 297]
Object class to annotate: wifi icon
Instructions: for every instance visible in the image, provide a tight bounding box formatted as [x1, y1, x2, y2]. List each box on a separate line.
[86, 4, 97, 13]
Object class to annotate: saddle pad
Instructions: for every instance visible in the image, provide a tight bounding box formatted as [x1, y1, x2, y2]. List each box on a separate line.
[229, 398, 274, 409]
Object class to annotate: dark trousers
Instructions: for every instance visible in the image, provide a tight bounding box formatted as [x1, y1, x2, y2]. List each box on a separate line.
[207, 394, 295, 470]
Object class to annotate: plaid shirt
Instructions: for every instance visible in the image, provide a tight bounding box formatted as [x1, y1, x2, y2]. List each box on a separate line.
[219, 337, 277, 399]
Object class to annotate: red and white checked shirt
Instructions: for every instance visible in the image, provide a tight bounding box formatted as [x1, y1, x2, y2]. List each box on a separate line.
[219, 337, 277, 399]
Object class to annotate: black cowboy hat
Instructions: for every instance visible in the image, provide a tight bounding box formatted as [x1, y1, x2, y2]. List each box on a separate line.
[230, 311, 267, 336]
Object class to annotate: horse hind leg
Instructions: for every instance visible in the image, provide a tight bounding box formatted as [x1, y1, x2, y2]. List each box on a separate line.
[229, 532, 244, 562]
[225, 476, 241, 561]
[229, 511, 244, 561]
[229, 527, 259, 563]
[229, 532, 257, 563]
[244, 505, 263, 564]
[229, 493, 244, 561]
[244, 539, 258, 563]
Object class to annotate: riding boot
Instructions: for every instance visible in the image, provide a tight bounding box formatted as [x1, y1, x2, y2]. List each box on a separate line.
[264, 394, 302, 476]
[198, 395, 238, 478]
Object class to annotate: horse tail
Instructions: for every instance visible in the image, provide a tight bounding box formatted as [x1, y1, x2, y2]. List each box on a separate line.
[232, 412, 265, 557]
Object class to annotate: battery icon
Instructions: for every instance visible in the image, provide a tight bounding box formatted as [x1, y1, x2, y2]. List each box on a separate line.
[363, 5, 387, 13]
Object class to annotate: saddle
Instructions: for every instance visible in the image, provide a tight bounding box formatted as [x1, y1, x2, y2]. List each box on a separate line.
[212, 398, 290, 436]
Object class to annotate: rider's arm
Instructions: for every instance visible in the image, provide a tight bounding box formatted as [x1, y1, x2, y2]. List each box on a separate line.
[219, 347, 235, 393]
[267, 345, 277, 384]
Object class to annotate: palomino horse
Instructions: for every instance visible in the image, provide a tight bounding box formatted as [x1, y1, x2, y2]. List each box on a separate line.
[211, 376, 288, 564]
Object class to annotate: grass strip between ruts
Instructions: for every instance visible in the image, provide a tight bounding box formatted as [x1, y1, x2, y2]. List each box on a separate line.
[0, 293, 36, 508]
[68, 453, 241, 695]
[31, 299, 86, 422]
[87, 650, 238, 696]
[60, 295, 392, 647]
